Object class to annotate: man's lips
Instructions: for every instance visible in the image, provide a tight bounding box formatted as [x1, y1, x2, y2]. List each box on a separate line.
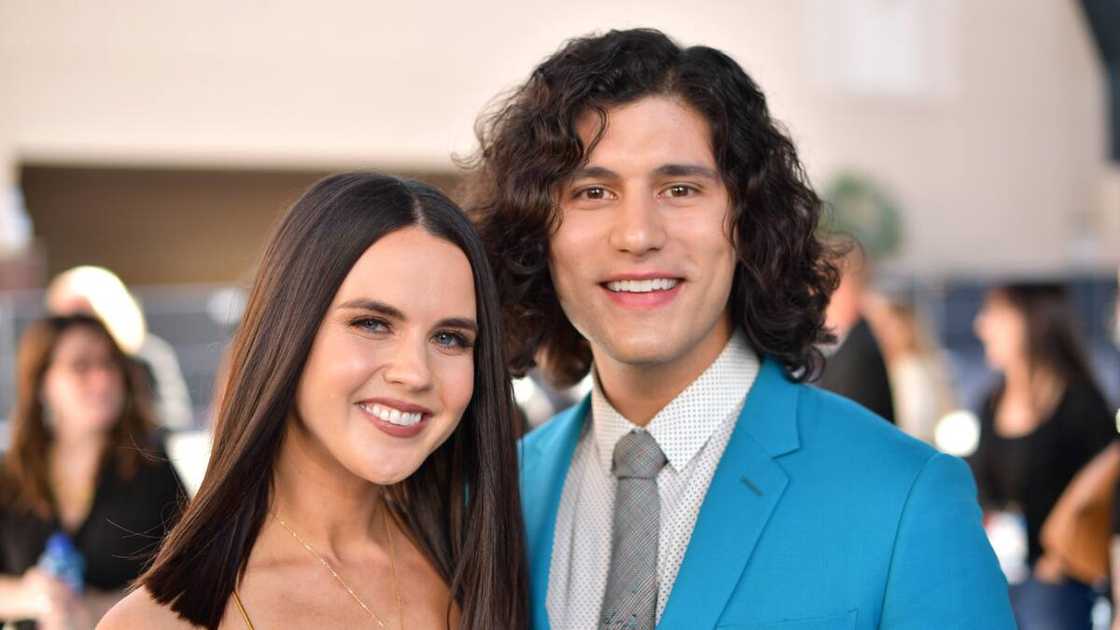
[599, 275, 684, 309]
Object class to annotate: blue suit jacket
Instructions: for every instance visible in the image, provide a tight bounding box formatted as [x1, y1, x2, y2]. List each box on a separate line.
[520, 358, 1015, 629]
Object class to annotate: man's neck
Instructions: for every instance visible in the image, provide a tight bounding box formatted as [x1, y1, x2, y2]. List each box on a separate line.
[593, 322, 734, 427]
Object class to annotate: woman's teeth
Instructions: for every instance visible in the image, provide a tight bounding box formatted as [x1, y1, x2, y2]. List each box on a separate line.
[606, 278, 679, 293]
[361, 403, 424, 427]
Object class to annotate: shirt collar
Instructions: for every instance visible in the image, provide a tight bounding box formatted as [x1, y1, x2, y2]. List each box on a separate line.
[590, 331, 760, 474]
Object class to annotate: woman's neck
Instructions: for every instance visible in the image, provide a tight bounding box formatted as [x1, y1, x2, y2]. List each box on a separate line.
[1004, 362, 1063, 405]
[48, 430, 107, 530]
[996, 361, 1065, 437]
[269, 419, 387, 559]
[50, 430, 107, 469]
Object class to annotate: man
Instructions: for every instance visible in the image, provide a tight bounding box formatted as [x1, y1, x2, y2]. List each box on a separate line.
[467, 29, 1013, 629]
[817, 245, 896, 423]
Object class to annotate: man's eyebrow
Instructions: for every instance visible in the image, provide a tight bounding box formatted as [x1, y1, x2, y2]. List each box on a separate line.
[336, 299, 405, 320]
[653, 163, 720, 179]
[568, 166, 621, 181]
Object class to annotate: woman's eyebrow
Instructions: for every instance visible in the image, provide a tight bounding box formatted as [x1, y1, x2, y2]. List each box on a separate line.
[338, 299, 477, 333]
[436, 317, 478, 333]
[337, 298, 405, 320]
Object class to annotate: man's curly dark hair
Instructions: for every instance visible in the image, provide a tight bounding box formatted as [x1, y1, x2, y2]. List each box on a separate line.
[463, 28, 840, 387]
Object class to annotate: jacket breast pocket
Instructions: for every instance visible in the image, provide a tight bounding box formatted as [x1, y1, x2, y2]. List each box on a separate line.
[715, 609, 857, 630]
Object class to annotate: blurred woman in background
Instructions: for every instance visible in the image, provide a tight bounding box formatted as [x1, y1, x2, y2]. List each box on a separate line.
[970, 282, 1115, 630]
[0, 314, 185, 629]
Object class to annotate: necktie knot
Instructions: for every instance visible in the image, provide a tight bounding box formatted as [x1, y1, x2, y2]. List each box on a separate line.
[612, 430, 667, 480]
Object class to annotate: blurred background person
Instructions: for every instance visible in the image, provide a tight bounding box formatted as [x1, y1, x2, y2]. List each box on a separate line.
[970, 282, 1115, 630]
[0, 315, 185, 629]
[45, 266, 193, 430]
[817, 243, 896, 423]
[864, 293, 958, 444]
[1110, 262, 1120, 630]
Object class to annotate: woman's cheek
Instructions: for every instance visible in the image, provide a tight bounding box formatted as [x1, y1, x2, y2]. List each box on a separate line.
[440, 356, 476, 422]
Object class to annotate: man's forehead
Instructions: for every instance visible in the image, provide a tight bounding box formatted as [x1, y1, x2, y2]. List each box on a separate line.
[573, 95, 717, 168]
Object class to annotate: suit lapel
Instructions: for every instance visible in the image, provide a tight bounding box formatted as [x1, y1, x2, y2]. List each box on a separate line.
[521, 398, 589, 630]
[658, 358, 801, 629]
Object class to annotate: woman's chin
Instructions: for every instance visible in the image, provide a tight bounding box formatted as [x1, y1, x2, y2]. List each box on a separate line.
[352, 456, 425, 486]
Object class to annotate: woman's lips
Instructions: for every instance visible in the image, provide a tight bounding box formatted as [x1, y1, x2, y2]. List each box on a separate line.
[356, 399, 432, 438]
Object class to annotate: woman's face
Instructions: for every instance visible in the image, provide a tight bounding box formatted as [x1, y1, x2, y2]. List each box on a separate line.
[41, 326, 125, 438]
[973, 292, 1027, 371]
[294, 226, 478, 485]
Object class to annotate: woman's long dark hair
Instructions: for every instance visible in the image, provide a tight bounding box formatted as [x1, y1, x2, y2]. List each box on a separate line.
[1, 315, 158, 517]
[993, 282, 1099, 389]
[463, 28, 841, 386]
[139, 172, 528, 629]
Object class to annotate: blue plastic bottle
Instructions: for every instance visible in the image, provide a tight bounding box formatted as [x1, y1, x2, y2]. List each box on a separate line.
[37, 532, 84, 594]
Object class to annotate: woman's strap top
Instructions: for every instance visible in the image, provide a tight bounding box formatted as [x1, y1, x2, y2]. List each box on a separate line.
[231, 590, 255, 630]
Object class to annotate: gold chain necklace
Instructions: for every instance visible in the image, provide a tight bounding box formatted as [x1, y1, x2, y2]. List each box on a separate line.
[274, 505, 404, 629]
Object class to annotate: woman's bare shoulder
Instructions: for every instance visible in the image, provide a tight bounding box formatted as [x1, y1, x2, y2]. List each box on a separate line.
[98, 586, 199, 630]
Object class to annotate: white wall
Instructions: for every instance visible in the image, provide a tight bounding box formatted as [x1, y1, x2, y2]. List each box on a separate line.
[0, 0, 1114, 274]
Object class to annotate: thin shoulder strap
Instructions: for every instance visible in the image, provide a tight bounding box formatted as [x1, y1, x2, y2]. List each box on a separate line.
[231, 590, 256, 630]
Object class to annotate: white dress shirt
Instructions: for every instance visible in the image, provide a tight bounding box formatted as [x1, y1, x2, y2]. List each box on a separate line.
[546, 332, 760, 629]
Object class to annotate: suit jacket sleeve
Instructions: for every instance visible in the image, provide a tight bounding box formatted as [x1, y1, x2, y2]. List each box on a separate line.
[879, 452, 1015, 628]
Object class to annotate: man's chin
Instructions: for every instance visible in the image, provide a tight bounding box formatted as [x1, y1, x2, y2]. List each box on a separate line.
[599, 339, 683, 369]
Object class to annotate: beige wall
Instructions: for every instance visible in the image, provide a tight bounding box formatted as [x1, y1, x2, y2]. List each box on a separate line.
[0, 0, 1114, 275]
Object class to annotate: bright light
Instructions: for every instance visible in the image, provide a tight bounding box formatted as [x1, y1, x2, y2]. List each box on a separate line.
[206, 287, 247, 327]
[512, 376, 539, 406]
[934, 409, 981, 457]
[573, 373, 594, 398]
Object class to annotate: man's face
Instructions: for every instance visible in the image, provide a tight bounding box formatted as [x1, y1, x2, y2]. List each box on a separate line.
[549, 96, 737, 376]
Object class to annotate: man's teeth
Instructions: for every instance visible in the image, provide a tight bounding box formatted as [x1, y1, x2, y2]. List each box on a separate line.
[361, 403, 424, 427]
[605, 278, 679, 293]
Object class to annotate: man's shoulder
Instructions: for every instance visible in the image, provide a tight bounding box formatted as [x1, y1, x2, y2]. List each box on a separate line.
[788, 384, 986, 554]
[793, 383, 941, 480]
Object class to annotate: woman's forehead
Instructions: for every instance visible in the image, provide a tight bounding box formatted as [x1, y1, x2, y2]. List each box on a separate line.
[335, 227, 476, 320]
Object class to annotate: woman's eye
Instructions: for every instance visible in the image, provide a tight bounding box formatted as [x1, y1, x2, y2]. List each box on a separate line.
[352, 317, 389, 333]
[433, 331, 473, 350]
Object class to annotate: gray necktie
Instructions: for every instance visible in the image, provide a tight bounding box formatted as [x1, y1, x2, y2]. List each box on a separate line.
[600, 430, 667, 630]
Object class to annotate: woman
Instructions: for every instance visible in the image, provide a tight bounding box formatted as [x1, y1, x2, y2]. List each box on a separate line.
[0, 314, 186, 629]
[865, 294, 957, 444]
[101, 173, 528, 629]
[970, 282, 1114, 629]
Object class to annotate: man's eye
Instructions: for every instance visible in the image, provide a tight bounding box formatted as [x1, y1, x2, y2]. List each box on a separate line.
[665, 184, 697, 198]
[575, 186, 611, 201]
